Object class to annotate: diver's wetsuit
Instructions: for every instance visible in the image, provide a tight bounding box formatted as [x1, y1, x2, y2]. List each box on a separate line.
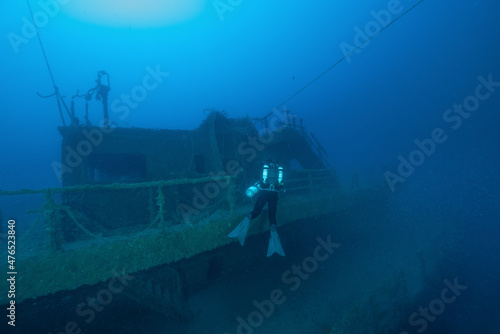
[249, 189, 278, 226]
[249, 162, 284, 226]
[228, 163, 285, 256]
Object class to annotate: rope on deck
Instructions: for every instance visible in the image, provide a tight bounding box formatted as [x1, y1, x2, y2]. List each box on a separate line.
[61, 205, 101, 240]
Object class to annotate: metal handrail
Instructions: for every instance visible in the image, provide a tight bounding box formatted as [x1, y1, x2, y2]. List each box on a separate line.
[0, 175, 235, 197]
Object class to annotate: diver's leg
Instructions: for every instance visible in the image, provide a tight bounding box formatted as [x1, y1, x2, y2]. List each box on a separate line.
[250, 192, 266, 219]
[267, 193, 285, 256]
[229, 192, 265, 246]
[267, 192, 278, 226]
[266, 191, 284, 256]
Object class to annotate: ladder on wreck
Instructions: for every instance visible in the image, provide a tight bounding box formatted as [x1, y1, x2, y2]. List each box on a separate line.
[253, 110, 334, 170]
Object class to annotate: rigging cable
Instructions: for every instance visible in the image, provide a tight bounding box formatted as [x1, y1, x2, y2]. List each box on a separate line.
[268, 0, 426, 116]
[27, 0, 71, 126]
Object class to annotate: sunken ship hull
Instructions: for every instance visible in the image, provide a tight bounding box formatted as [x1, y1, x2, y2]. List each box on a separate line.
[1, 111, 342, 310]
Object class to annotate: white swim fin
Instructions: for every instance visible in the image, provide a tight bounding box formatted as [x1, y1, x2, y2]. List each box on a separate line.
[228, 217, 251, 246]
[267, 225, 285, 257]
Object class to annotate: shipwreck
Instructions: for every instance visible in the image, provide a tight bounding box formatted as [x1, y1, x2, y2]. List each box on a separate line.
[0, 71, 458, 333]
[1, 90, 346, 319]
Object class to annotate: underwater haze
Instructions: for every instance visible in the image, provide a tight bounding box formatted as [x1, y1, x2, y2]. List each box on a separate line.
[1, 0, 500, 333]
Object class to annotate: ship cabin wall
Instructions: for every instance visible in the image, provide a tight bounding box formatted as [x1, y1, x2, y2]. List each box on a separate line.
[56, 113, 338, 239]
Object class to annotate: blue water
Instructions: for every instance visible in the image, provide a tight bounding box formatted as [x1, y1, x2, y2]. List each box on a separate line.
[1, 0, 500, 333]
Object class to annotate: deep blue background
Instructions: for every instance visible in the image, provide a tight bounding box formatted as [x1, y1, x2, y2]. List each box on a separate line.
[1, 0, 498, 190]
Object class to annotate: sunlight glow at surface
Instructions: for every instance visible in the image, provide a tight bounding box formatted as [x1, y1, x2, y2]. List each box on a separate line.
[61, 0, 207, 27]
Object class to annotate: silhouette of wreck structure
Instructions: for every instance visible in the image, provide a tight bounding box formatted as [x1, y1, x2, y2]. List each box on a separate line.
[0, 111, 343, 318]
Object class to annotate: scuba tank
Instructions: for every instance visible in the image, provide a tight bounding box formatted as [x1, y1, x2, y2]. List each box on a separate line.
[246, 182, 261, 197]
[261, 163, 283, 191]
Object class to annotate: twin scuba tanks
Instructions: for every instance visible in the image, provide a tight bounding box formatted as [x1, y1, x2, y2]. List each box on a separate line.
[245, 163, 283, 197]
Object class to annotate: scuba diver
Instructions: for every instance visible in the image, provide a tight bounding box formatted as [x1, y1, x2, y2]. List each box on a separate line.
[228, 161, 286, 257]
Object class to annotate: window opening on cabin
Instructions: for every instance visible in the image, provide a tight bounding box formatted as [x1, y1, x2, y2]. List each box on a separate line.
[89, 154, 146, 183]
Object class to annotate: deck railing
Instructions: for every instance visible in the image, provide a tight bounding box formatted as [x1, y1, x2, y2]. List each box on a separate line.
[0, 169, 337, 253]
[284, 169, 339, 194]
